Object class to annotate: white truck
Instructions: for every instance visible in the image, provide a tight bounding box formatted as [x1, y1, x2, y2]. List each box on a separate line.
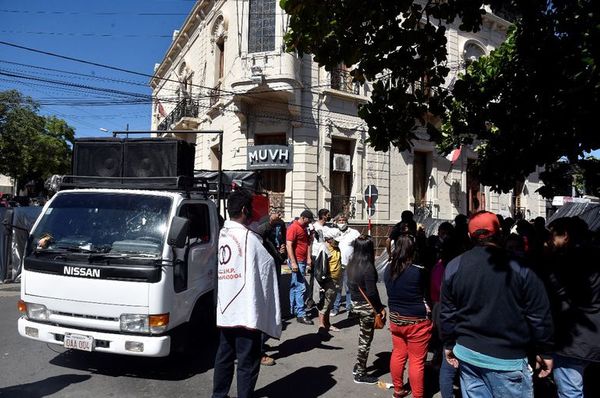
[17, 176, 220, 357]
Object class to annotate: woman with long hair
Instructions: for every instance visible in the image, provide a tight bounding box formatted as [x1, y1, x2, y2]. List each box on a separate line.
[347, 235, 386, 384]
[385, 225, 433, 398]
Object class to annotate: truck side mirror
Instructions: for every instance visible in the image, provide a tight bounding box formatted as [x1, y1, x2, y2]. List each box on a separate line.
[168, 216, 189, 248]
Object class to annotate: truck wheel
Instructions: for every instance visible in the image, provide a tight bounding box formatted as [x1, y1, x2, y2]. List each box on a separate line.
[190, 291, 217, 341]
[170, 291, 216, 358]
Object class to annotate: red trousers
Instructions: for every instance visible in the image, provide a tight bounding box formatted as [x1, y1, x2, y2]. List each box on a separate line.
[389, 319, 433, 398]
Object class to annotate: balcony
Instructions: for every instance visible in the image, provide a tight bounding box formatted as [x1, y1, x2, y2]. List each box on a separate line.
[330, 69, 360, 95]
[331, 195, 356, 219]
[157, 98, 199, 131]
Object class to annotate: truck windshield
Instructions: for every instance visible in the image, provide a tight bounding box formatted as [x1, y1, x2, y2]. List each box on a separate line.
[31, 193, 172, 257]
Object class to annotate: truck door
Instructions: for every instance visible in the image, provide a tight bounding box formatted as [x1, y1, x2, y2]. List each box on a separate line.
[174, 202, 217, 296]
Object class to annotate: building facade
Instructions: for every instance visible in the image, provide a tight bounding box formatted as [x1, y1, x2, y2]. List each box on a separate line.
[0, 174, 14, 196]
[150, 0, 545, 228]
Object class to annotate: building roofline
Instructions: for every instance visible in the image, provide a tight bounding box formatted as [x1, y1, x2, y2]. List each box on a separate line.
[150, 0, 213, 89]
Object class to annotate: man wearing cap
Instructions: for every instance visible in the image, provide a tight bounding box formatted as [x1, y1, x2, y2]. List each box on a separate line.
[440, 211, 553, 397]
[286, 209, 315, 325]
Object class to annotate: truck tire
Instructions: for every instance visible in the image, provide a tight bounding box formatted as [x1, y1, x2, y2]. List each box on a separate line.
[190, 291, 217, 341]
[169, 291, 217, 358]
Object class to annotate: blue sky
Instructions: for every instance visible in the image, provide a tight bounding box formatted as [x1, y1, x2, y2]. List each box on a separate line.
[0, 0, 194, 138]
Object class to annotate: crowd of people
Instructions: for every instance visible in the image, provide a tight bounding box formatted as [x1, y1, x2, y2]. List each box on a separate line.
[212, 188, 600, 398]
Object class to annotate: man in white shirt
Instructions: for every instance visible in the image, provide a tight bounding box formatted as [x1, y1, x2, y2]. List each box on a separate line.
[212, 189, 282, 398]
[331, 214, 360, 316]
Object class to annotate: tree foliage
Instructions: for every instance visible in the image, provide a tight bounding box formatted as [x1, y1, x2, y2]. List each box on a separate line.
[537, 158, 600, 199]
[281, 0, 599, 194]
[0, 90, 74, 191]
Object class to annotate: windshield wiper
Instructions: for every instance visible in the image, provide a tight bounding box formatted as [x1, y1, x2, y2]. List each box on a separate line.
[87, 253, 129, 262]
[34, 244, 106, 255]
[55, 245, 96, 253]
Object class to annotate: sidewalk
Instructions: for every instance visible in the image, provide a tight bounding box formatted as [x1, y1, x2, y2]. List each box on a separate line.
[0, 281, 20, 297]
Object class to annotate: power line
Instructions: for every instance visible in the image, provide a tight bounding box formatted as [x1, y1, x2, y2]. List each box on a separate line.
[1, 30, 173, 38]
[0, 40, 365, 119]
[0, 68, 366, 128]
[0, 9, 188, 16]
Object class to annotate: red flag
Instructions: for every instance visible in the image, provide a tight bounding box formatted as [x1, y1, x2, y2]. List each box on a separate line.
[446, 146, 462, 166]
[155, 99, 167, 118]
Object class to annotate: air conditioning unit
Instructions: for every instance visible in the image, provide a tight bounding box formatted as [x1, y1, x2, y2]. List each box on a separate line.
[333, 154, 351, 172]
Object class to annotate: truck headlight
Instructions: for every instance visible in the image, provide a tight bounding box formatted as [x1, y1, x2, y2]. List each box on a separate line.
[119, 313, 169, 334]
[27, 303, 50, 321]
[120, 314, 149, 334]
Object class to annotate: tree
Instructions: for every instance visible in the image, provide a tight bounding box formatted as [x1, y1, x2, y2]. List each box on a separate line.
[0, 90, 74, 192]
[537, 158, 600, 199]
[281, 0, 599, 194]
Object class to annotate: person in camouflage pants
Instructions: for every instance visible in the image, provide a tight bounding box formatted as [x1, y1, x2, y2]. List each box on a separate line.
[353, 301, 376, 375]
[347, 235, 386, 384]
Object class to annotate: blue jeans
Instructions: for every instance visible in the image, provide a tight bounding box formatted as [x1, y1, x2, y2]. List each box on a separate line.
[459, 360, 533, 398]
[289, 261, 307, 317]
[212, 327, 262, 398]
[440, 355, 459, 398]
[553, 355, 589, 398]
[333, 267, 351, 312]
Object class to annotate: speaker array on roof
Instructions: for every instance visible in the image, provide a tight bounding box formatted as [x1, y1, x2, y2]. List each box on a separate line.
[72, 138, 196, 178]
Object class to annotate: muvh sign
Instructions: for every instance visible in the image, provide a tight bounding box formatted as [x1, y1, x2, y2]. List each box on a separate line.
[247, 145, 293, 170]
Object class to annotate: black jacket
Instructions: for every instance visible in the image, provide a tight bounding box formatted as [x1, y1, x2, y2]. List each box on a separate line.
[545, 244, 600, 362]
[441, 245, 553, 360]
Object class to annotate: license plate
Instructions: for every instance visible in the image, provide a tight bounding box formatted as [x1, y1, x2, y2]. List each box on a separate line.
[64, 333, 94, 352]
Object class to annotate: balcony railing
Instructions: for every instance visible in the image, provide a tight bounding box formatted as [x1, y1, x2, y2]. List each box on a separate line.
[157, 98, 199, 131]
[331, 195, 356, 219]
[413, 200, 433, 220]
[330, 69, 360, 95]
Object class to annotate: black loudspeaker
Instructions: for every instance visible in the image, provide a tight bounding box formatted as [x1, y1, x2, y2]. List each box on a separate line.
[72, 138, 123, 177]
[123, 139, 195, 177]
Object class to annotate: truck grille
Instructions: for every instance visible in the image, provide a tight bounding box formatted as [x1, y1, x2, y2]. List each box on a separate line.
[52, 311, 118, 322]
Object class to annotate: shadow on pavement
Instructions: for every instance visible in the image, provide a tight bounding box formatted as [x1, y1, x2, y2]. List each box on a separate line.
[48, 342, 217, 381]
[254, 365, 337, 398]
[271, 332, 343, 360]
[331, 315, 359, 330]
[0, 374, 91, 398]
[369, 351, 391, 378]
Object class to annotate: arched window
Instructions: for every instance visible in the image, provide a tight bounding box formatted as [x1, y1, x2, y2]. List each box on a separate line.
[463, 42, 486, 67]
[248, 0, 275, 53]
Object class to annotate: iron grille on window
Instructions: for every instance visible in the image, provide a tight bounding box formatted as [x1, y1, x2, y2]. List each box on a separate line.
[157, 98, 199, 131]
[413, 200, 433, 219]
[513, 207, 527, 219]
[330, 68, 360, 94]
[331, 195, 356, 219]
[248, 0, 275, 53]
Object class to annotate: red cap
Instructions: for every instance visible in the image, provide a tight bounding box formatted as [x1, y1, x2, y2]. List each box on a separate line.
[468, 212, 500, 238]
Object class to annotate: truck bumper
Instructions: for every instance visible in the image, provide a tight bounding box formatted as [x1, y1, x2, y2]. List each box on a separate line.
[18, 317, 171, 357]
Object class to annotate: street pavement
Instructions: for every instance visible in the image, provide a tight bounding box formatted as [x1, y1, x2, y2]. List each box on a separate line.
[6, 281, 598, 397]
[0, 281, 445, 398]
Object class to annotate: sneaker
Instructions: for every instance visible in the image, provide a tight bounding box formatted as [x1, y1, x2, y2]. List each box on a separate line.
[354, 374, 379, 385]
[261, 355, 276, 366]
[352, 364, 359, 375]
[297, 316, 314, 325]
[330, 310, 339, 317]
